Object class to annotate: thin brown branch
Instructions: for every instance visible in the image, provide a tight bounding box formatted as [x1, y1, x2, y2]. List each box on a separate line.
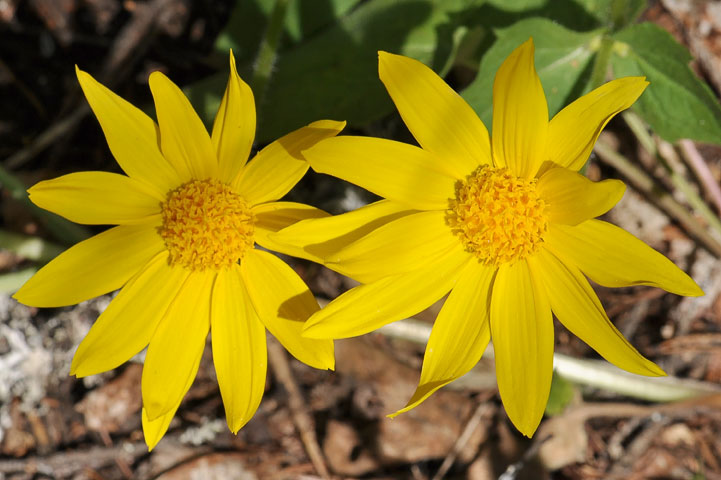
[267, 337, 331, 479]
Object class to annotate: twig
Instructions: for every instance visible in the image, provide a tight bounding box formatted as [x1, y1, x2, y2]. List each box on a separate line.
[1, 0, 176, 246]
[4, 0, 172, 171]
[267, 336, 331, 479]
[432, 402, 492, 480]
[593, 138, 721, 258]
[0, 56, 46, 118]
[678, 139, 721, 216]
[377, 318, 721, 403]
[251, 0, 289, 106]
[0, 442, 146, 478]
[4, 106, 88, 170]
[623, 111, 721, 242]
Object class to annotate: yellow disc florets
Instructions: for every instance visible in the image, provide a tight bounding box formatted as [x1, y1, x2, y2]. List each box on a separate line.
[160, 179, 255, 271]
[447, 165, 548, 267]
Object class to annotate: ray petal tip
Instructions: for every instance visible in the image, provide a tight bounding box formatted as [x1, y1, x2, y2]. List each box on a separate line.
[300, 322, 324, 339]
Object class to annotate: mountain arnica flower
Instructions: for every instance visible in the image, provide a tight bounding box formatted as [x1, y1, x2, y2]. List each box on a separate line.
[274, 39, 703, 436]
[14, 52, 338, 449]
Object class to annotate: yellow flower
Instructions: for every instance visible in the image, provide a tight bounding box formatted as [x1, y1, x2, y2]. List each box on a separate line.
[274, 39, 703, 436]
[13, 52, 339, 449]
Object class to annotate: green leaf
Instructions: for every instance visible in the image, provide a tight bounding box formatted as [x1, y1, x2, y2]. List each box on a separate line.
[193, 0, 470, 143]
[0, 268, 36, 295]
[461, 0, 603, 34]
[214, 0, 363, 64]
[611, 22, 721, 144]
[545, 370, 576, 416]
[572, 0, 646, 29]
[462, 18, 602, 130]
[0, 230, 64, 263]
[257, 0, 469, 142]
[0, 164, 90, 245]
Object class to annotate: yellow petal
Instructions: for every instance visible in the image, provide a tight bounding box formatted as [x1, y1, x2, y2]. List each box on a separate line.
[305, 136, 456, 210]
[76, 67, 180, 194]
[70, 252, 189, 377]
[14, 224, 164, 308]
[378, 51, 491, 176]
[492, 38, 548, 178]
[253, 202, 330, 262]
[548, 77, 648, 171]
[531, 249, 664, 376]
[545, 220, 703, 296]
[234, 120, 345, 205]
[28, 172, 162, 225]
[149, 71, 217, 181]
[142, 270, 214, 420]
[241, 249, 334, 370]
[143, 405, 178, 451]
[211, 266, 267, 433]
[211, 50, 256, 182]
[490, 260, 553, 437]
[142, 362, 197, 451]
[327, 210, 459, 283]
[303, 246, 470, 339]
[390, 261, 493, 417]
[537, 167, 625, 225]
[270, 200, 416, 280]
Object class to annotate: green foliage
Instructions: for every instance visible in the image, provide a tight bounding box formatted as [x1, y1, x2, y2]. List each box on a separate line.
[462, 18, 601, 129]
[188, 0, 721, 146]
[214, 0, 363, 65]
[192, 0, 471, 143]
[611, 23, 721, 144]
[254, 0, 467, 142]
[545, 371, 576, 416]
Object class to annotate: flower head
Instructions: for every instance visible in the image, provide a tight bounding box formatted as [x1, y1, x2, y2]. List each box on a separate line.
[275, 39, 703, 436]
[13, 52, 341, 449]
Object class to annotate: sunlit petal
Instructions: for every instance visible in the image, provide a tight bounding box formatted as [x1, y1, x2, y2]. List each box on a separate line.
[303, 246, 471, 339]
[28, 172, 162, 225]
[211, 266, 267, 433]
[253, 202, 330, 262]
[142, 270, 214, 420]
[492, 38, 548, 178]
[537, 167, 625, 225]
[270, 200, 416, 280]
[548, 77, 648, 171]
[14, 224, 164, 308]
[149, 71, 217, 181]
[211, 50, 256, 182]
[531, 249, 664, 376]
[143, 406, 178, 452]
[70, 252, 189, 377]
[76, 68, 180, 194]
[326, 210, 459, 283]
[241, 249, 334, 370]
[490, 260, 553, 437]
[234, 120, 345, 205]
[546, 220, 703, 296]
[305, 136, 456, 210]
[378, 51, 491, 176]
[390, 261, 493, 416]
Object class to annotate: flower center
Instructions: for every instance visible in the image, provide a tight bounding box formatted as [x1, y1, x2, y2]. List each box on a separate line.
[447, 165, 547, 267]
[159, 179, 255, 271]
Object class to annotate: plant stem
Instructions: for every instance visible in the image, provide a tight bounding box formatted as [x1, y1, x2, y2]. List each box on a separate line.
[378, 318, 721, 403]
[588, 35, 614, 89]
[251, 0, 290, 105]
[678, 139, 721, 216]
[623, 111, 721, 246]
[593, 139, 721, 257]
